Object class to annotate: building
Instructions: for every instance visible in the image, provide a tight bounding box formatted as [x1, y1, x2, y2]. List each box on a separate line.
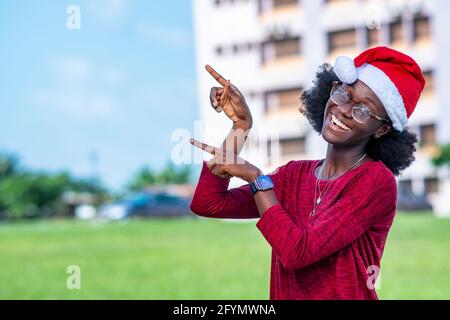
[193, 0, 450, 215]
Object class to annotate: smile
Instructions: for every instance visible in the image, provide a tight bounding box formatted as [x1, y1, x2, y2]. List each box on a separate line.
[330, 114, 351, 132]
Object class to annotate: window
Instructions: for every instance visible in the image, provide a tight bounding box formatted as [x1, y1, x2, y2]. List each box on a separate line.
[259, 0, 298, 13]
[214, 0, 250, 6]
[398, 179, 413, 194]
[274, 38, 300, 58]
[424, 177, 439, 194]
[262, 37, 301, 64]
[265, 88, 302, 111]
[280, 137, 306, 156]
[414, 14, 431, 42]
[328, 29, 356, 53]
[422, 70, 434, 94]
[273, 0, 298, 8]
[419, 124, 436, 147]
[367, 28, 379, 47]
[215, 42, 256, 56]
[324, 0, 349, 3]
[277, 89, 301, 109]
[389, 17, 403, 44]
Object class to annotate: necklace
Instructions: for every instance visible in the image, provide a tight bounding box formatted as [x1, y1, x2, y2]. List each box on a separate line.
[310, 153, 367, 216]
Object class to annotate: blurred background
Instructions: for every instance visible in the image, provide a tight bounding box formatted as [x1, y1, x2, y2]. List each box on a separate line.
[0, 0, 449, 299]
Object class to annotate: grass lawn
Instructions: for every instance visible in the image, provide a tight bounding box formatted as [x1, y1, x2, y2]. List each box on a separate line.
[0, 213, 449, 299]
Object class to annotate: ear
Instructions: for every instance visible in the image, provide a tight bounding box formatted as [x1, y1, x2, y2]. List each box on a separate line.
[374, 123, 392, 139]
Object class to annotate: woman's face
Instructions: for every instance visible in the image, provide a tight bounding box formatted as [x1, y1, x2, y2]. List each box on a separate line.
[321, 79, 392, 146]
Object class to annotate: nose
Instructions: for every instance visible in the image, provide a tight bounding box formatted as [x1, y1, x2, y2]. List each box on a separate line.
[336, 103, 353, 119]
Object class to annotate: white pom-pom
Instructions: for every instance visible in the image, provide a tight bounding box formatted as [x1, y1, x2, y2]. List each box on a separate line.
[334, 56, 357, 84]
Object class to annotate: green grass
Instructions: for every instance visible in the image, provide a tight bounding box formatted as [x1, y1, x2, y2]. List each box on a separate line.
[0, 213, 449, 299]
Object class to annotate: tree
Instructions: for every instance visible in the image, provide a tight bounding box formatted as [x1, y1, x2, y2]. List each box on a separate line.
[126, 161, 191, 191]
[0, 151, 108, 219]
[126, 166, 157, 192]
[0, 152, 20, 178]
[157, 162, 191, 184]
[432, 143, 450, 168]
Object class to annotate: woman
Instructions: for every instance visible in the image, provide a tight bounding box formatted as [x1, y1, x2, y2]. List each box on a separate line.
[189, 46, 425, 300]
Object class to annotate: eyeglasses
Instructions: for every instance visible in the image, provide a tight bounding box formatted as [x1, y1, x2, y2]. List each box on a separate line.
[330, 81, 391, 124]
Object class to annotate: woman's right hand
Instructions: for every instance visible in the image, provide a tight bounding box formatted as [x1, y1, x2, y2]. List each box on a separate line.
[206, 65, 253, 129]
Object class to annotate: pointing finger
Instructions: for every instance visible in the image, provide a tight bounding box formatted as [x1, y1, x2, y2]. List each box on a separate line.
[205, 64, 228, 87]
[189, 138, 217, 155]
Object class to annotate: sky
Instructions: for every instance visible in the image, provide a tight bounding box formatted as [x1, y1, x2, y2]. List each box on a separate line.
[0, 0, 198, 190]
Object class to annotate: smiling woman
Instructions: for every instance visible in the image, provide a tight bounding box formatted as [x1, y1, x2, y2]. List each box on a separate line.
[301, 60, 419, 176]
[189, 46, 425, 300]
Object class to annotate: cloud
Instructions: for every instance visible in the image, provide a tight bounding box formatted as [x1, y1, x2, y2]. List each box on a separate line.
[89, 95, 117, 117]
[51, 57, 90, 83]
[87, 0, 129, 25]
[101, 68, 125, 86]
[135, 23, 191, 49]
[34, 91, 116, 119]
[133, 77, 196, 110]
[32, 57, 121, 120]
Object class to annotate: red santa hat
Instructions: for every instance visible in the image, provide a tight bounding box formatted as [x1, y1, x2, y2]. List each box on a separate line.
[333, 46, 425, 132]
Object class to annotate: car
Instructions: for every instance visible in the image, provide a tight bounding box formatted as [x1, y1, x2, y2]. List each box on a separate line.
[397, 191, 433, 211]
[99, 192, 193, 220]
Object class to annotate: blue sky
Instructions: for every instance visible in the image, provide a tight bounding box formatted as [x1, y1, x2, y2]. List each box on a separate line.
[0, 0, 198, 190]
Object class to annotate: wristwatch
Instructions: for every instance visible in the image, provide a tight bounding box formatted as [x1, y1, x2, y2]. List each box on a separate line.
[249, 175, 274, 195]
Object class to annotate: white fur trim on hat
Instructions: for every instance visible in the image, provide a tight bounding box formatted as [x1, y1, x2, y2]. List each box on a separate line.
[356, 63, 407, 132]
[334, 56, 407, 132]
[334, 56, 357, 84]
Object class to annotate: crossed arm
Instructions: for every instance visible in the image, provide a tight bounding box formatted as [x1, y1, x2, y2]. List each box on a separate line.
[189, 128, 280, 219]
[191, 159, 396, 271]
[190, 65, 396, 271]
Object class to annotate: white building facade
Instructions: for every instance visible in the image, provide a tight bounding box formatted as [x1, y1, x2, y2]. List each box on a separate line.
[193, 0, 450, 215]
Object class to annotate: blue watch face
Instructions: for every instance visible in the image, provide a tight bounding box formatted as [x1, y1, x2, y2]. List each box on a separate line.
[258, 175, 274, 190]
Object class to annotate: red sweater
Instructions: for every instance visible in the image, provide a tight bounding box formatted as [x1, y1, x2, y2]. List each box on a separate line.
[190, 159, 397, 300]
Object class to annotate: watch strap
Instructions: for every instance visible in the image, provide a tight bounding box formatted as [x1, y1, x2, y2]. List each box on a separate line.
[249, 179, 259, 195]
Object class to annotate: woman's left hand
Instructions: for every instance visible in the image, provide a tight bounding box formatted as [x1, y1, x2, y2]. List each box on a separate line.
[190, 138, 262, 183]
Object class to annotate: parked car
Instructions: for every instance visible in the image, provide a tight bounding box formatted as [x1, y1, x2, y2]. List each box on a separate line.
[99, 192, 193, 220]
[397, 191, 433, 211]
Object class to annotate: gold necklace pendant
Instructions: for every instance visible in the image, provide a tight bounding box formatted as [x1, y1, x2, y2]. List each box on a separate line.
[311, 154, 367, 217]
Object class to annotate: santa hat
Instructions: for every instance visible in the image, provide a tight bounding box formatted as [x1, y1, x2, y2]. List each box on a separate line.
[333, 46, 425, 132]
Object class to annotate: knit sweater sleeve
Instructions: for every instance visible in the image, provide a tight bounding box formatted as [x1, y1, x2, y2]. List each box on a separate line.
[256, 166, 397, 270]
[189, 161, 258, 219]
[190, 160, 290, 219]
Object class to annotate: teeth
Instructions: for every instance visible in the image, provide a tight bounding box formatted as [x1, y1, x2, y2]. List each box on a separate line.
[331, 114, 351, 131]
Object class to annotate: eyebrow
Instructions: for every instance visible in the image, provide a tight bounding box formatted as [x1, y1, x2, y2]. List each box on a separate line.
[345, 85, 380, 110]
[364, 96, 379, 109]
